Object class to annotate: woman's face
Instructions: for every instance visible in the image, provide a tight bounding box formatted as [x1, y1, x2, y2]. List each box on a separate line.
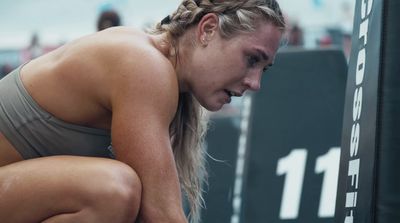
[183, 19, 283, 111]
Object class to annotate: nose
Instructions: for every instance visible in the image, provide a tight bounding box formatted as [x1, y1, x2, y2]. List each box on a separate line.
[243, 71, 261, 91]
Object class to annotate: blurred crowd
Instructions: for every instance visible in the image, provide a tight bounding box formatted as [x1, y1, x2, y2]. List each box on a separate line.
[0, 6, 122, 79]
[283, 21, 352, 57]
[0, 3, 353, 79]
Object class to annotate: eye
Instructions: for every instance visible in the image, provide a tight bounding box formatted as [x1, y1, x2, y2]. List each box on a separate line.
[263, 64, 273, 73]
[247, 55, 260, 68]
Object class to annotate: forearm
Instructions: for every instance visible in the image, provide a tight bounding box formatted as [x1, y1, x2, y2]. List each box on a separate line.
[137, 177, 188, 223]
[111, 106, 187, 222]
[115, 153, 188, 223]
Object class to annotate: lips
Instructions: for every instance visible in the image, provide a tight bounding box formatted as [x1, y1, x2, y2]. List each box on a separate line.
[224, 89, 242, 97]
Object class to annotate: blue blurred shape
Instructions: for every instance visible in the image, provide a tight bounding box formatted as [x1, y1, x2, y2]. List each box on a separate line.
[98, 1, 114, 12]
[313, 0, 324, 8]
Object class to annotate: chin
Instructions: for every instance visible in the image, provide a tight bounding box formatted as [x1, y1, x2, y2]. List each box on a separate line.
[195, 95, 224, 111]
[207, 107, 222, 112]
[203, 102, 224, 112]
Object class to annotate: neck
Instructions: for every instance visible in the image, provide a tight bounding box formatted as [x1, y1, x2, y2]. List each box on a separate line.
[149, 32, 192, 93]
[174, 30, 198, 93]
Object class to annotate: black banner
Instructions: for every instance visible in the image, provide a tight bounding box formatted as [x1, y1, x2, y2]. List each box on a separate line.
[374, 0, 400, 222]
[202, 115, 240, 223]
[334, 0, 383, 223]
[243, 49, 347, 223]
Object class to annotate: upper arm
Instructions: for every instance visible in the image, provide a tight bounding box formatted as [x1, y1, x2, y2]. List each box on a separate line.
[109, 50, 184, 219]
[110, 49, 178, 162]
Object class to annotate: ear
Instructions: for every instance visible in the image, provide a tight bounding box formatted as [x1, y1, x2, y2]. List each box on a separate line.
[197, 13, 219, 45]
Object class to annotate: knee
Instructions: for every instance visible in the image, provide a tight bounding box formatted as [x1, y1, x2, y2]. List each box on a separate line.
[87, 160, 142, 221]
[105, 161, 142, 200]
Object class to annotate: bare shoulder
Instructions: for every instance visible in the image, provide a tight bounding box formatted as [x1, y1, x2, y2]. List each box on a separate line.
[58, 26, 179, 113]
[103, 28, 179, 121]
[20, 27, 178, 129]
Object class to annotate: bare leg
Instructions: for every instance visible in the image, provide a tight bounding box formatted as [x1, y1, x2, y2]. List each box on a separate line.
[0, 156, 142, 223]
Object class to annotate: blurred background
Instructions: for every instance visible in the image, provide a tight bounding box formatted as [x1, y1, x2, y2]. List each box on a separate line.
[0, 0, 355, 78]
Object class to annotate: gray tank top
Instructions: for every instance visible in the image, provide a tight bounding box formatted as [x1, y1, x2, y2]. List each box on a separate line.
[0, 65, 114, 159]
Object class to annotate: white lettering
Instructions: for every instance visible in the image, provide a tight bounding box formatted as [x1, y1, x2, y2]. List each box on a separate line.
[353, 88, 363, 121]
[359, 19, 369, 47]
[361, 0, 374, 19]
[356, 49, 366, 85]
[350, 124, 360, 157]
[344, 211, 354, 223]
[345, 192, 358, 208]
[348, 159, 360, 189]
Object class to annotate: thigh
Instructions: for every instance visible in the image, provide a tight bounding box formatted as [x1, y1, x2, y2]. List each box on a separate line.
[0, 156, 137, 223]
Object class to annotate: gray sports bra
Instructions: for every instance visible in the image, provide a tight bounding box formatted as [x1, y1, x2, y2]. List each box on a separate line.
[0, 64, 114, 159]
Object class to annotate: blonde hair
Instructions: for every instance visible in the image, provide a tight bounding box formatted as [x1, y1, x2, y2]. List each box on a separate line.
[149, 1, 285, 222]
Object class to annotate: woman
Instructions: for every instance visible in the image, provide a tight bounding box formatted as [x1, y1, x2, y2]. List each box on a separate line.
[0, 0, 285, 222]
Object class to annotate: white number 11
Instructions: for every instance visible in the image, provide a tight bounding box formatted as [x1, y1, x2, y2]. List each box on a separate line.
[276, 147, 341, 219]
